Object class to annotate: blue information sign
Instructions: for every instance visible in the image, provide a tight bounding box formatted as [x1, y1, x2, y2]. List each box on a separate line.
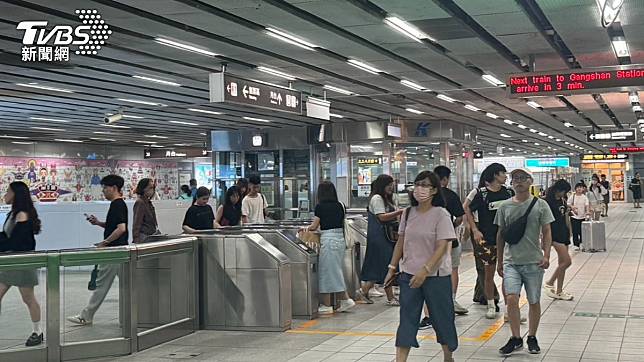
[525, 157, 570, 168]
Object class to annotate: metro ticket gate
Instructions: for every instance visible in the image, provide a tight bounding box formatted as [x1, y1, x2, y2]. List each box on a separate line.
[195, 231, 292, 331]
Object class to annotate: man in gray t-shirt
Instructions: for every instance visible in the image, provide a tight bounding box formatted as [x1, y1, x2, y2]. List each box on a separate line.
[494, 169, 554, 356]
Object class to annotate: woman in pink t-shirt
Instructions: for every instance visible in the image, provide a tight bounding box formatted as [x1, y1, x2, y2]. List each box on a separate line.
[385, 171, 458, 362]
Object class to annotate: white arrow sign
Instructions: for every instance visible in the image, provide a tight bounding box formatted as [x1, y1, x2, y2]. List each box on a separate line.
[242, 85, 248, 98]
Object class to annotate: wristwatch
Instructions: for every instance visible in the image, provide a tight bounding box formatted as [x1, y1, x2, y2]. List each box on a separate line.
[387, 264, 397, 270]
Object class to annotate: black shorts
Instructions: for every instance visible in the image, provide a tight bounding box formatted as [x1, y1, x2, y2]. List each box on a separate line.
[553, 238, 571, 246]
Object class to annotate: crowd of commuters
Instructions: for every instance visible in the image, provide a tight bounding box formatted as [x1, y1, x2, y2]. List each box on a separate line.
[1, 164, 640, 359]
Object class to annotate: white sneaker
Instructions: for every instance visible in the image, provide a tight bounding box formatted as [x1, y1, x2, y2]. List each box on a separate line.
[67, 315, 92, 325]
[573, 246, 580, 251]
[543, 282, 554, 292]
[503, 313, 527, 324]
[318, 305, 334, 315]
[545, 288, 558, 299]
[370, 288, 385, 297]
[486, 305, 496, 319]
[337, 299, 356, 312]
[453, 301, 469, 315]
[553, 291, 574, 301]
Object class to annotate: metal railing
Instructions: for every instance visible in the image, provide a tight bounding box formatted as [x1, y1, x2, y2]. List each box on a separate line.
[0, 236, 199, 362]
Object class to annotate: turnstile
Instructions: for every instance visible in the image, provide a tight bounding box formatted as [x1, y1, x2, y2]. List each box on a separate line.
[197, 231, 292, 331]
[344, 216, 367, 298]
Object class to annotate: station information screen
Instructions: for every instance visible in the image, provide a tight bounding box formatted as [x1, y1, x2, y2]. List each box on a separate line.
[507, 66, 644, 98]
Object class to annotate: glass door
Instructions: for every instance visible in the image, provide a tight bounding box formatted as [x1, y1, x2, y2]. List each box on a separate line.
[282, 150, 310, 219]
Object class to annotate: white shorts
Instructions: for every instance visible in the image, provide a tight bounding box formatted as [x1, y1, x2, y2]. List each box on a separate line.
[450, 242, 462, 269]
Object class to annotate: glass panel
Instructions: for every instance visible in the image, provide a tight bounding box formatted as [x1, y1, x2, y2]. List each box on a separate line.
[214, 152, 242, 204]
[0, 266, 46, 350]
[136, 251, 193, 335]
[61, 262, 126, 344]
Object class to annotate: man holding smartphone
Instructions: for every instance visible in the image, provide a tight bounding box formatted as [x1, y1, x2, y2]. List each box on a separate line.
[68, 175, 128, 326]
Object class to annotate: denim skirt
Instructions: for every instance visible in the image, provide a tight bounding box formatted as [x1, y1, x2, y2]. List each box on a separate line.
[318, 228, 347, 293]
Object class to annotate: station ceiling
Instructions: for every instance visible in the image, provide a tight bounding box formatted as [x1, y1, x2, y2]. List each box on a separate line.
[1, 0, 643, 156]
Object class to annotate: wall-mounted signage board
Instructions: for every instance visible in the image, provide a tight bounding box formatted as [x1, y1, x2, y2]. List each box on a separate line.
[586, 129, 636, 142]
[508, 66, 644, 98]
[210, 73, 301, 114]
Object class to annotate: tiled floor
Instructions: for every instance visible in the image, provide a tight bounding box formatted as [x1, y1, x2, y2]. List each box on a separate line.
[67, 205, 644, 360]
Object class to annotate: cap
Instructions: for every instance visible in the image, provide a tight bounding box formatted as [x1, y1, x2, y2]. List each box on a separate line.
[510, 168, 532, 179]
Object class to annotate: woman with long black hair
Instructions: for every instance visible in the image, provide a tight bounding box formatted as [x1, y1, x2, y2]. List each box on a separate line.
[215, 186, 242, 227]
[0, 181, 43, 346]
[543, 179, 574, 300]
[357, 174, 403, 306]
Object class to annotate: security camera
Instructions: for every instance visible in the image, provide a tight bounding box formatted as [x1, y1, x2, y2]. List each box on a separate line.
[104, 112, 123, 124]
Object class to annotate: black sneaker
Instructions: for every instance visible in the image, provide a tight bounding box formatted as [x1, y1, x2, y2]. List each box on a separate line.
[25, 332, 43, 347]
[499, 336, 523, 356]
[418, 316, 432, 330]
[527, 335, 541, 354]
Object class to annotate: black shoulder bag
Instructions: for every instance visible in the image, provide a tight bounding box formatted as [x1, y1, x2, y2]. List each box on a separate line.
[501, 197, 539, 245]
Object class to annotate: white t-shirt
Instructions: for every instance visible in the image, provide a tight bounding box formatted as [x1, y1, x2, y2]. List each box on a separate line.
[567, 193, 589, 220]
[369, 195, 390, 214]
[466, 188, 479, 222]
[242, 194, 268, 224]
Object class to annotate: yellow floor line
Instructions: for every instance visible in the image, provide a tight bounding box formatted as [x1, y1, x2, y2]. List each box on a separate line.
[288, 297, 529, 343]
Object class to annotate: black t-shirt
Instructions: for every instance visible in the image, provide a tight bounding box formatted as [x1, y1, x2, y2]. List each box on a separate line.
[441, 187, 465, 248]
[105, 198, 129, 246]
[183, 204, 215, 230]
[469, 186, 514, 245]
[547, 197, 569, 243]
[600, 180, 610, 201]
[314, 201, 345, 230]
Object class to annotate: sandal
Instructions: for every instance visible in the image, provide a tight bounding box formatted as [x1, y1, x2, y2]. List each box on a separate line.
[385, 298, 400, 306]
[355, 289, 374, 304]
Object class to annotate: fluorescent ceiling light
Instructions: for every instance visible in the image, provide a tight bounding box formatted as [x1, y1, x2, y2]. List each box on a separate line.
[485, 112, 499, 119]
[243, 116, 271, 123]
[548, 135, 554, 139]
[132, 75, 181, 87]
[170, 120, 199, 126]
[538, 132, 547, 136]
[187, 108, 223, 115]
[329, 113, 344, 118]
[464, 104, 481, 112]
[90, 137, 116, 142]
[564, 141, 571, 145]
[12, 141, 34, 145]
[534, 142, 540, 146]
[508, 147, 514, 151]
[257, 66, 296, 80]
[602, 144, 608, 147]
[503, 119, 515, 125]
[106, 113, 144, 119]
[0, 135, 29, 139]
[102, 124, 131, 129]
[517, 124, 528, 129]
[500, 133, 511, 138]
[556, 138, 562, 142]
[436, 94, 456, 103]
[324, 85, 354, 95]
[29, 117, 70, 123]
[30, 126, 64, 132]
[154, 37, 218, 57]
[347, 59, 382, 74]
[633, 105, 643, 112]
[149, 144, 164, 148]
[482, 74, 505, 87]
[638, 119, 644, 125]
[522, 139, 529, 143]
[384, 16, 433, 43]
[527, 101, 542, 109]
[116, 98, 167, 107]
[265, 27, 317, 50]
[400, 79, 427, 91]
[54, 138, 83, 143]
[145, 135, 169, 139]
[611, 39, 630, 58]
[529, 129, 538, 133]
[629, 92, 639, 104]
[200, 133, 207, 136]
[405, 108, 424, 115]
[564, 122, 573, 127]
[16, 83, 74, 93]
[135, 140, 156, 144]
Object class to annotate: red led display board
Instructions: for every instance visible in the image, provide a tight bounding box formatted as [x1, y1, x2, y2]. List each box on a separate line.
[610, 147, 644, 154]
[507, 66, 644, 98]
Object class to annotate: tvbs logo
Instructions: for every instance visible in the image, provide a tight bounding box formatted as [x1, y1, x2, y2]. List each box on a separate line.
[17, 9, 111, 62]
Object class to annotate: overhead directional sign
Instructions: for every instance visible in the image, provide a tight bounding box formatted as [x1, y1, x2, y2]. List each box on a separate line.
[508, 66, 644, 98]
[610, 146, 644, 154]
[144, 147, 208, 159]
[586, 129, 636, 142]
[209, 73, 301, 114]
[581, 154, 628, 161]
[473, 150, 484, 159]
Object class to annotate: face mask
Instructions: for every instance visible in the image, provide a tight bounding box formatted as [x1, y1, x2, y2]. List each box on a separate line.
[413, 186, 432, 202]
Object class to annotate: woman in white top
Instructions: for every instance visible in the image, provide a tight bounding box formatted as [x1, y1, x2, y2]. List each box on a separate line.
[587, 174, 607, 221]
[568, 183, 590, 250]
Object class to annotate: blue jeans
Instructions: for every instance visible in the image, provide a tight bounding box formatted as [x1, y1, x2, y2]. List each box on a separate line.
[503, 263, 544, 304]
[395, 273, 458, 352]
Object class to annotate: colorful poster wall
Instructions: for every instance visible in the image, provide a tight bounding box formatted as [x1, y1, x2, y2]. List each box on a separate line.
[0, 157, 179, 202]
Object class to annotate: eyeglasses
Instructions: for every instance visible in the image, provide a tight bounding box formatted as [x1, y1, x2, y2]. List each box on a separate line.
[414, 181, 434, 188]
[512, 175, 530, 182]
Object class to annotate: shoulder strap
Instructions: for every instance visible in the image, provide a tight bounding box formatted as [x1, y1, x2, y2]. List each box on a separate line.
[524, 197, 538, 217]
[478, 187, 489, 204]
[402, 206, 412, 233]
